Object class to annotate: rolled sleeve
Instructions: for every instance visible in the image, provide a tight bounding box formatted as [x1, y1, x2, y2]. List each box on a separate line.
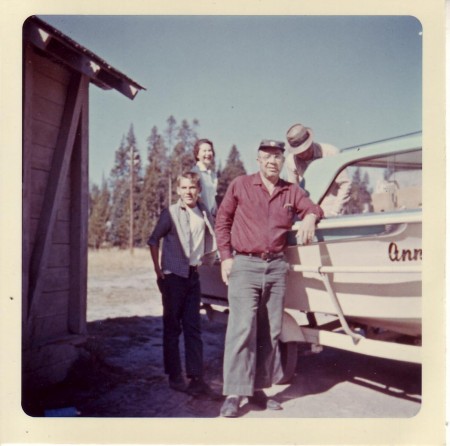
[292, 187, 324, 222]
[215, 179, 239, 260]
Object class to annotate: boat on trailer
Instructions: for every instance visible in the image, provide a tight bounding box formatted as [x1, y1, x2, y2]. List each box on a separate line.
[199, 132, 422, 382]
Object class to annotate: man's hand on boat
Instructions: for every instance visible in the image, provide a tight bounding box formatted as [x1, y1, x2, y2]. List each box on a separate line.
[296, 213, 317, 245]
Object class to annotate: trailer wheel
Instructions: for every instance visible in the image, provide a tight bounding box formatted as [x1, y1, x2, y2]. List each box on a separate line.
[273, 341, 298, 384]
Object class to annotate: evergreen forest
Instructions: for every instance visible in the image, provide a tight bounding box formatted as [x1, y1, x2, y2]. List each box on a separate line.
[88, 116, 247, 250]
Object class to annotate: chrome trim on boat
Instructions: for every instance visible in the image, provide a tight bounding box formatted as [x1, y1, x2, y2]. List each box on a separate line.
[292, 211, 421, 231]
[290, 265, 421, 274]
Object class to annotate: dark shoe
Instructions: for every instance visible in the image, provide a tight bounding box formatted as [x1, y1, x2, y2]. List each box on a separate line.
[248, 390, 282, 410]
[186, 378, 222, 400]
[220, 396, 241, 417]
[169, 375, 187, 392]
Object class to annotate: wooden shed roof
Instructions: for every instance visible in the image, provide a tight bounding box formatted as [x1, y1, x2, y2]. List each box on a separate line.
[23, 16, 146, 100]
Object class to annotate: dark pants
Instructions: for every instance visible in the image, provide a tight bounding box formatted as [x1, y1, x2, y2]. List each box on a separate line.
[159, 270, 203, 379]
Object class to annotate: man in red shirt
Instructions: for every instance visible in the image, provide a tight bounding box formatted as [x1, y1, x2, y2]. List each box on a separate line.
[215, 139, 323, 417]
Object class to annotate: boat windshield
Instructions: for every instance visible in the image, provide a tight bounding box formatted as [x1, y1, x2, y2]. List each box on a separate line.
[330, 149, 422, 215]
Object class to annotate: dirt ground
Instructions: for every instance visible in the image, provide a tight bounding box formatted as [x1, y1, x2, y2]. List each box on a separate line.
[29, 248, 421, 419]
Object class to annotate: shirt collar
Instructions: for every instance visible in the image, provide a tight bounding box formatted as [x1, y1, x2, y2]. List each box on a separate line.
[178, 198, 207, 213]
[178, 199, 193, 211]
[252, 172, 289, 190]
[196, 161, 212, 173]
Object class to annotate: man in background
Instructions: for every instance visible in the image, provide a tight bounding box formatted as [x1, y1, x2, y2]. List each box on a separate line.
[285, 123, 351, 216]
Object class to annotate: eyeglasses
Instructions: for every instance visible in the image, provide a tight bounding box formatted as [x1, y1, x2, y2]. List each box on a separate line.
[259, 153, 285, 162]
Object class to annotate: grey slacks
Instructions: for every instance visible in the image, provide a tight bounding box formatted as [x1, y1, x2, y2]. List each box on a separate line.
[222, 254, 288, 396]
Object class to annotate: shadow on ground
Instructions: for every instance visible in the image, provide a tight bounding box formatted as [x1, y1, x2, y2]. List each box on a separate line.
[23, 314, 226, 417]
[282, 343, 421, 400]
[22, 315, 421, 418]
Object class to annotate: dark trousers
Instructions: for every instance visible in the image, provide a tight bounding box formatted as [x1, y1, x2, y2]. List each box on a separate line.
[159, 270, 203, 379]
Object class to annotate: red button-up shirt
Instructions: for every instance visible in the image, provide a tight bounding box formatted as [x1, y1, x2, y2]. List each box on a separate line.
[215, 173, 324, 260]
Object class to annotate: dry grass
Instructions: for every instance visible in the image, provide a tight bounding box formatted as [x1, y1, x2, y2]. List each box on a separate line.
[87, 247, 160, 321]
[88, 247, 152, 277]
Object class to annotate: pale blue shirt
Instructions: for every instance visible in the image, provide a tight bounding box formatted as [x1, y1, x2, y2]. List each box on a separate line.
[192, 163, 218, 215]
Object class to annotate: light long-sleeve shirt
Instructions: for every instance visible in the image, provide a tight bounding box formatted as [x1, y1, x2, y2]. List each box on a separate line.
[285, 142, 351, 216]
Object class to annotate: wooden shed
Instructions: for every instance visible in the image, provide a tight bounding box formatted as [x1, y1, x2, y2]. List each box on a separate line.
[22, 16, 145, 395]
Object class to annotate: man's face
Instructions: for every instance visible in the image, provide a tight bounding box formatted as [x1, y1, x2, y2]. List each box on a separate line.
[295, 145, 314, 162]
[177, 177, 201, 208]
[257, 148, 285, 180]
[197, 142, 214, 167]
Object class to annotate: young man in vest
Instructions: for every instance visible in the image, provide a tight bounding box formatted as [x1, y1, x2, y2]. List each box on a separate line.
[148, 171, 219, 398]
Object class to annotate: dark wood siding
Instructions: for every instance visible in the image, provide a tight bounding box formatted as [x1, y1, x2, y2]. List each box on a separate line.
[26, 50, 72, 337]
[23, 45, 88, 388]
[22, 17, 143, 397]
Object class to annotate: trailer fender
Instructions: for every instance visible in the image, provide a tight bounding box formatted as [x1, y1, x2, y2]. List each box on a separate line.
[280, 311, 307, 343]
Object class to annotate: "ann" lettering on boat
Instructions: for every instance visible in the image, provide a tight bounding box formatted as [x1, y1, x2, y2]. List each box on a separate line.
[388, 242, 422, 262]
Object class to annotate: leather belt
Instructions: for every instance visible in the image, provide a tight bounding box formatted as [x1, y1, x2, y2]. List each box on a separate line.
[236, 252, 284, 261]
[189, 265, 198, 274]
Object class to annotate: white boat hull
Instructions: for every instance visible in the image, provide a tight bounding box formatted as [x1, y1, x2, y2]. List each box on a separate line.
[284, 217, 421, 337]
[200, 214, 421, 338]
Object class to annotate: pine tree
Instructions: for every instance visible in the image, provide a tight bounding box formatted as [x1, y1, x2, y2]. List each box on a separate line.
[88, 178, 111, 249]
[177, 118, 199, 153]
[138, 126, 168, 243]
[346, 167, 372, 214]
[109, 136, 128, 248]
[126, 124, 143, 250]
[216, 144, 247, 206]
[108, 125, 143, 249]
[167, 118, 199, 204]
[164, 115, 177, 150]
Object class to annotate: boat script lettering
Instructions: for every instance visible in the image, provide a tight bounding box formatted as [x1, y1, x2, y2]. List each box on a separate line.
[388, 242, 422, 262]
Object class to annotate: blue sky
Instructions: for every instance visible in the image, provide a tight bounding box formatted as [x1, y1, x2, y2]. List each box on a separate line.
[39, 15, 422, 185]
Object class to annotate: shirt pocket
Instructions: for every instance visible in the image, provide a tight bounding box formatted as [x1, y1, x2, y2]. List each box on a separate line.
[282, 203, 295, 223]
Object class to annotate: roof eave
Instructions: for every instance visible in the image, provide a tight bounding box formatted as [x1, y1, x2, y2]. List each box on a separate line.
[23, 16, 146, 100]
